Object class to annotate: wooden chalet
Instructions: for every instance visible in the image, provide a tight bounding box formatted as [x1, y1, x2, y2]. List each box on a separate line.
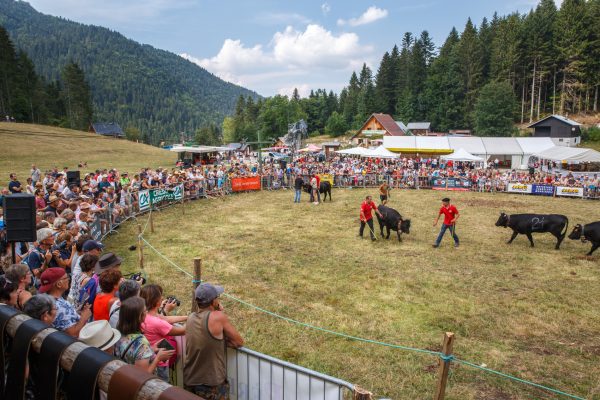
[528, 115, 582, 147]
[351, 113, 407, 145]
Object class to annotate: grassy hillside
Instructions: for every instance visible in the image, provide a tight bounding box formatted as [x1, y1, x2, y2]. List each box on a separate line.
[0, 122, 176, 180]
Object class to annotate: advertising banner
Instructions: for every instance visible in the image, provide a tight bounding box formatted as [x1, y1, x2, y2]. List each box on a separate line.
[89, 218, 102, 241]
[531, 184, 555, 196]
[138, 185, 184, 211]
[555, 186, 583, 197]
[431, 177, 471, 191]
[318, 173, 334, 186]
[507, 183, 532, 194]
[138, 190, 150, 211]
[231, 176, 261, 192]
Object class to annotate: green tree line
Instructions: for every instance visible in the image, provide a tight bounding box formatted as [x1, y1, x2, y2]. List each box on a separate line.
[0, 26, 92, 130]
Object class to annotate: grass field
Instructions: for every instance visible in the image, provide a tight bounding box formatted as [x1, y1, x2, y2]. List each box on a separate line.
[104, 188, 600, 400]
[0, 122, 176, 180]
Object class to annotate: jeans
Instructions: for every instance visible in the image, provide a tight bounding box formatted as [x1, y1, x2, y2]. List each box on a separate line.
[186, 382, 230, 400]
[435, 224, 459, 246]
[359, 219, 375, 239]
[294, 189, 301, 202]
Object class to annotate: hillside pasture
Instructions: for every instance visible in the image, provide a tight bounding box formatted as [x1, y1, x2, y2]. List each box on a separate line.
[105, 188, 600, 400]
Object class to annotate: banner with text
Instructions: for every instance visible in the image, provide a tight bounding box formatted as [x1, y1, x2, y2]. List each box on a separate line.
[231, 176, 261, 192]
[555, 186, 584, 197]
[431, 177, 471, 191]
[531, 184, 555, 196]
[138, 185, 184, 211]
[318, 173, 334, 186]
[89, 218, 102, 241]
[507, 183, 532, 194]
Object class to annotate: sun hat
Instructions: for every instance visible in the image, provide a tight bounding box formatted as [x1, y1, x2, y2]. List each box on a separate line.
[194, 283, 224, 304]
[37, 228, 54, 242]
[94, 253, 122, 274]
[83, 240, 104, 252]
[78, 320, 121, 351]
[39, 268, 67, 293]
[48, 195, 59, 203]
[79, 202, 91, 210]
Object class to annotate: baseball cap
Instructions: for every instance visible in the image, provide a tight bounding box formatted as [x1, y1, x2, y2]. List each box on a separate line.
[83, 240, 104, 252]
[39, 268, 67, 293]
[194, 283, 224, 304]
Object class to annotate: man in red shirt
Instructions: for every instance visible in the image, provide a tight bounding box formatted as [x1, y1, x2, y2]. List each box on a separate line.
[359, 196, 383, 241]
[432, 197, 460, 248]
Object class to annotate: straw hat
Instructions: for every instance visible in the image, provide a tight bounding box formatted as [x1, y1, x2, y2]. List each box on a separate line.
[79, 320, 121, 351]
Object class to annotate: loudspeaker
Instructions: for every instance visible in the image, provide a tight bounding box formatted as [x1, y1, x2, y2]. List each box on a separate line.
[3, 194, 36, 242]
[67, 171, 81, 187]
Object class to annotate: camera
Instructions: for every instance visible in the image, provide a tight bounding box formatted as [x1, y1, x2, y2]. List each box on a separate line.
[52, 241, 68, 251]
[166, 296, 181, 307]
[129, 272, 147, 285]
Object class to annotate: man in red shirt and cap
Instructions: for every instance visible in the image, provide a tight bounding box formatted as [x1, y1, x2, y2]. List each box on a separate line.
[432, 197, 460, 248]
[359, 196, 383, 241]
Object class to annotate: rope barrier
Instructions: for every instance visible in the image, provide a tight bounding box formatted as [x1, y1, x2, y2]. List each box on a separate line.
[138, 233, 586, 400]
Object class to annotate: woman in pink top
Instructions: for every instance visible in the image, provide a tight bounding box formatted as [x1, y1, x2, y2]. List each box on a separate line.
[140, 284, 187, 382]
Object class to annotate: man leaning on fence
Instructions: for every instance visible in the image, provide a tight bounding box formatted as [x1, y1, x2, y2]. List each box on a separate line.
[184, 283, 243, 400]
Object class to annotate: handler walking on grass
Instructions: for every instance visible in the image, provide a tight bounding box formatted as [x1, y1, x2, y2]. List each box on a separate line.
[359, 195, 383, 241]
[432, 197, 460, 248]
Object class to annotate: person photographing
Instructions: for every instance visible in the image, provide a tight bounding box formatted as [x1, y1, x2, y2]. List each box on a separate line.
[432, 197, 460, 248]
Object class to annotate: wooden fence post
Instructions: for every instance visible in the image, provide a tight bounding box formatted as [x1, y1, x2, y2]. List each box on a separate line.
[353, 386, 373, 400]
[149, 211, 154, 233]
[434, 332, 455, 400]
[191, 258, 202, 313]
[137, 224, 144, 270]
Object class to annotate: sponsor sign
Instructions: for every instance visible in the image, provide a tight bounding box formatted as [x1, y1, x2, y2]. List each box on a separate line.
[507, 183, 532, 194]
[531, 184, 554, 196]
[231, 176, 261, 192]
[318, 173, 333, 186]
[361, 129, 386, 136]
[431, 177, 471, 191]
[138, 190, 150, 211]
[89, 218, 102, 241]
[555, 186, 583, 197]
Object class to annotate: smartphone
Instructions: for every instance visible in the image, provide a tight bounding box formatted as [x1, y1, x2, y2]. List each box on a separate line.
[157, 339, 175, 351]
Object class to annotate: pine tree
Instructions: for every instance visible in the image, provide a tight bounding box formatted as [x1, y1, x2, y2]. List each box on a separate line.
[343, 72, 360, 125]
[457, 18, 483, 128]
[374, 52, 395, 115]
[475, 81, 517, 136]
[61, 62, 93, 130]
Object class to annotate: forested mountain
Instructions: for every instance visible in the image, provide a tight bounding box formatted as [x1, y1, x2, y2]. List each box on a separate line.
[0, 0, 259, 144]
[230, 0, 599, 140]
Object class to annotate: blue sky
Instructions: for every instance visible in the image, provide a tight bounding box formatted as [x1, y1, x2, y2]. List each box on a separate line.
[26, 0, 548, 97]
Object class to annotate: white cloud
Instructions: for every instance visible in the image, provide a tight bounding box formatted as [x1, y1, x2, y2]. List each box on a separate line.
[278, 84, 312, 98]
[321, 2, 331, 15]
[254, 12, 311, 26]
[182, 24, 372, 95]
[337, 6, 388, 27]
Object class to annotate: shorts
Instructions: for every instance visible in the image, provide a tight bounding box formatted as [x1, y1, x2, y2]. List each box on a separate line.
[185, 381, 230, 400]
[379, 195, 387, 202]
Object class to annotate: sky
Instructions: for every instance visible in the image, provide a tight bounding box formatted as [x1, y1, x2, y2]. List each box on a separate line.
[25, 0, 551, 98]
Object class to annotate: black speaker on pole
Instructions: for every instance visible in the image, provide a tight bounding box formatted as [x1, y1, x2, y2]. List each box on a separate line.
[3, 194, 36, 242]
[67, 171, 81, 187]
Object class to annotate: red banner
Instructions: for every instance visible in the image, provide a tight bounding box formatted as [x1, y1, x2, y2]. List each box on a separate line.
[231, 176, 261, 192]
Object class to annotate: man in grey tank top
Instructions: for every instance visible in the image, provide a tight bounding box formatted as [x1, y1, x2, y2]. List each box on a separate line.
[184, 283, 244, 400]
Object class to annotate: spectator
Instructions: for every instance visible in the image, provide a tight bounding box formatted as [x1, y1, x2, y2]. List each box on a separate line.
[71, 253, 98, 310]
[93, 269, 122, 321]
[23, 294, 57, 325]
[80, 252, 122, 311]
[184, 283, 243, 399]
[109, 279, 141, 329]
[79, 320, 121, 354]
[34, 189, 46, 210]
[30, 164, 41, 185]
[114, 297, 174, 374]
[8, 173, 22, 194]
[39, 267, 91, 336]
[0, 275, 18, 306]
[5, 264, 33, 310]
[140, 284, 186, 381]
[24, 228, 56, 280]
[293, 175, 303, 203]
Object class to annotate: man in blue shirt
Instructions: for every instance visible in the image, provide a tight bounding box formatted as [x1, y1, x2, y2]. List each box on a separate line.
[8, 173, 22, 193]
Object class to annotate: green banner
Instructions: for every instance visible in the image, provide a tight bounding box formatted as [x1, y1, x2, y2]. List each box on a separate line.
[139, 185, 183, 211]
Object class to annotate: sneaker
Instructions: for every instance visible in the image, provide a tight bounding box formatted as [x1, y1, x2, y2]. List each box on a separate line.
[432, 244, 439, 248]
[371, 238, 377, 241]
[454, 243, 459, 248]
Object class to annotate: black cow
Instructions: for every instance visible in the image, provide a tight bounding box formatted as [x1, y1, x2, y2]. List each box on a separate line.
[495, 212, 568, 250]
[376, 204, 411, 242]
[303, 181, 332, 201]
[568, 222, 600, 256]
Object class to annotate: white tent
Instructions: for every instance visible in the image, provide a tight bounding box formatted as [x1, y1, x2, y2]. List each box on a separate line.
[535, 146, 600, 163]
[336, 147, 369, 156]
[440, 148, 484, 162]
[170, 145, 231, 153]
[361, 145, 399, 158]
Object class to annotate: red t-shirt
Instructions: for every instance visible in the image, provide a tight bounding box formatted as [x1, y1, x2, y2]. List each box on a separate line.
[314, 175, 321, 186]
[360, 201, 377, 221]
[439, 205, 459, 225]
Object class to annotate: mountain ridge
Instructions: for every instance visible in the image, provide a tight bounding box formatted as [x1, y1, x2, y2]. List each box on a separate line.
[0, 0, 260, 144]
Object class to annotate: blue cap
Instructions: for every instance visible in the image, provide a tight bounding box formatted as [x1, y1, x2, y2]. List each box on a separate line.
[83, 240, 104, 252]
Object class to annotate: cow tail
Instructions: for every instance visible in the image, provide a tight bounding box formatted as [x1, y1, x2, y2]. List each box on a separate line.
[562, 218, 569, 237]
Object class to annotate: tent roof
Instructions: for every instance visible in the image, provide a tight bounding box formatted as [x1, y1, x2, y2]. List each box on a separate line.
[336, 147, 369, 155]
[361, 145, 399, 159]
[170, 145, 231, 154]
[441, 148, 484, 162]
[481, 137, 523, 155]
[515, 137, 555, 154]
[447, 137, 487, 155]
[534, 146, 600, 162]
